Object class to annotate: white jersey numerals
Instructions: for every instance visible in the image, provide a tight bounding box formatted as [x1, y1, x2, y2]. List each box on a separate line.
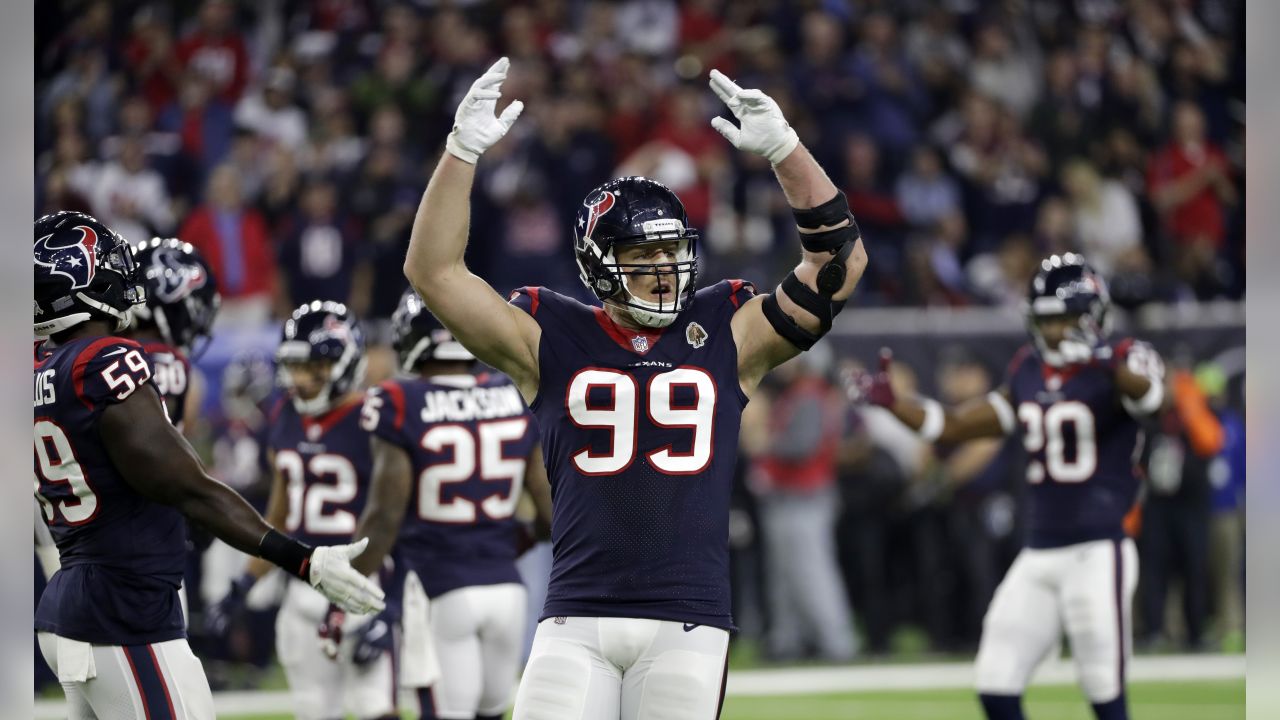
[101, 349, 151, 400]
[276, 450, 359, 535]
[1017, 401, 1098, 484]
[150, 357, 187, 398]
[34, 420, 99, 525]
[566, 367, 717, 476]
[418, 417, 528, 523]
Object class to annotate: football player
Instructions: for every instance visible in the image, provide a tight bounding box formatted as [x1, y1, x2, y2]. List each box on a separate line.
[215, 300, 397, 720]
[350, 289, 551, 720]
[125, 237, 221, 431]
[403, 59, 867, 720]
[33, 211, 382, 720]
[846, 254, 1165, 720]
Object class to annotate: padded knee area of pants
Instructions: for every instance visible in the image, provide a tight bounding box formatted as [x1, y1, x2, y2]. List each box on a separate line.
[514, 641, 592, 720]
[635, 650, 720, 720]
[974, 620, 1048, 695]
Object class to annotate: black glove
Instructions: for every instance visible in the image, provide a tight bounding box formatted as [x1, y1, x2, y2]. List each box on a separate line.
[204, 572, 255, 638]
[351, 608, 396, 666]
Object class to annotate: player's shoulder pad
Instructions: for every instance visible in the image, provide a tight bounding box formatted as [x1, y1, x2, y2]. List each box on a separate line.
[1004, 343, 1036, 381]
[697, 279, 758, 311]
[71, 337, 154, 409]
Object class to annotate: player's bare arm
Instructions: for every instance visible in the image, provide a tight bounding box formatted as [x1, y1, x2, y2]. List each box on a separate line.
[707, 70, 867, 393]
[846, 350, 1011, 445]
[403, 58, 541, 400]
[102, 388, 384, 614]
[243, 452, 289, 579]
[350, 437, 415, 577]
[522, 444, 553, 538]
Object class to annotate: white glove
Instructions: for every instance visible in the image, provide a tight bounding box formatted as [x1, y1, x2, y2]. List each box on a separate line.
[308, 537, 385, 615]
[445, 57, 525, 164]
[708, 69, 799, 165]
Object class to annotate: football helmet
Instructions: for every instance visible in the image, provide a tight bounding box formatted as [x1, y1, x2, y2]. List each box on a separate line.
[276, 300, 366, 415]
[1026, 253, 1111, 367]
[132, 238, 221, 358]
[574, 176, 699, 328]
[34, 211, 145, 336]
[391, 288, 475, 374]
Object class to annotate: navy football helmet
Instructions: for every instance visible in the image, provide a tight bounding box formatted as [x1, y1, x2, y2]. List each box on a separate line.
[34, 211, 145, 336]
[276, 300, 366, 415]
[1026, 253, 1111, 367]
[132, 238, 221, 358]
[574, 176, 699, 328]
[391, 288, 475, 374]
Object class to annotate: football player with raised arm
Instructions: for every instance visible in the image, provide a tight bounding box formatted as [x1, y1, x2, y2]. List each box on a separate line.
[213, 301, 398, 720]
[402, 59, 868, 720]
[33, 211, 382, 720]
[350, 289, 552, 720]
[847, 254, 1166, 720]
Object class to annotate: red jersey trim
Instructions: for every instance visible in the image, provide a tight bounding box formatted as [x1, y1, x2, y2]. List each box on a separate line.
[591, 307, 665, 355]
[379, 380, 406, 431]
[301, 394, 364, 439]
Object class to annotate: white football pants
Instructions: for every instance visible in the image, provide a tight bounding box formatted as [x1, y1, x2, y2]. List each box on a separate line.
[512, 616, 730, 720]
[275, 578, 396, 720]
[37, 632, 215, 719]
[975, 537, 1138, 703]
[424, 582, 527, 719]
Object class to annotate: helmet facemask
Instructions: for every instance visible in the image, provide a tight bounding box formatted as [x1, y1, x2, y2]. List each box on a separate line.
[1027, 299, 1110, 368]
[578, 220, 699, 329]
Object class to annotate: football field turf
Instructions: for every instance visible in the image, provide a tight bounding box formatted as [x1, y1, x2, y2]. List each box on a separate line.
[225, 679, 1242, 720]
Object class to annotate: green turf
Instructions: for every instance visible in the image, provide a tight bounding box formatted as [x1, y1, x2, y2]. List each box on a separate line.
[223, 679, 1243, 719]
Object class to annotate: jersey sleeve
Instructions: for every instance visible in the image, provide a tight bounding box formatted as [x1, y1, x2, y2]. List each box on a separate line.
[71, 338, 155, 411]
[362, 381, 412, 448]
[507, 286, 544, 318]
[725, 279, 757, 311]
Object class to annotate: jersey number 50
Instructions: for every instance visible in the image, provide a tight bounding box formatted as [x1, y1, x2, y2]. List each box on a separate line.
[567, 367, 716, 476]
[1017, 401, 1097, 483]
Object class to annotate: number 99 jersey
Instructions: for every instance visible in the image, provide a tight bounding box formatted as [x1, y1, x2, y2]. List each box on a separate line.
[362, 372, 537, 597]
[1003, 339, 1163, 549]
[508, 279, 757, 631]
[34, 337, 188, 645]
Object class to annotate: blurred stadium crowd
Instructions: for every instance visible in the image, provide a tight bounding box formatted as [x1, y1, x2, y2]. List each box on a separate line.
[35, 0, 1244, 689]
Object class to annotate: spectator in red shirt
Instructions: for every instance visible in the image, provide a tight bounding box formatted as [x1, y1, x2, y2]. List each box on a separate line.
[176, 0, 250, 105]
[123, 6, 183, 115]
[179, 163, 279, 327]
[1147, 101, 1238, 296]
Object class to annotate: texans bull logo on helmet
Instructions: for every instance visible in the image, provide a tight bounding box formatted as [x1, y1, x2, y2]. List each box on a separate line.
[582, 190, 616, 240]
[146, 245, 209, 304]
[33, 225, 100, 289]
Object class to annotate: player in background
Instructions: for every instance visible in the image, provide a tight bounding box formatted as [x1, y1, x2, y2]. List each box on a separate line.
[125, 237, 221, 430]
[846, 254, 1166, 720]
[351, 289, 552, 720]
[212, 300, 397, 720]
[404, 59, 866, 720]
[34, 212, 382, 719]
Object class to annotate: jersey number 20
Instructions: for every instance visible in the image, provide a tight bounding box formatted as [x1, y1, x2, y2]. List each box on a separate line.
[567, 367, 716, 476]
[1017, 401, 1097, 483]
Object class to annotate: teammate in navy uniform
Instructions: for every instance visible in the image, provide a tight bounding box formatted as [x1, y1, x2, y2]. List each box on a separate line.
[125, 237, 220, 430]
[847, 254, 1166, 720]
[217, 300, 396, 720]
[33, 211, 383, 720]
[351, 289, 551, 720]
[403, 60, 867, 720]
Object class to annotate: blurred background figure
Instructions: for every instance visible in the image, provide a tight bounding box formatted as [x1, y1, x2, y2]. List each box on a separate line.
[747, 344, 858, 663]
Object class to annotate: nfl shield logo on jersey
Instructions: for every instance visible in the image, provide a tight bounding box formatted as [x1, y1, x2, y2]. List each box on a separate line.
[686, 322, 708, 348]
[631, 335, 649, 353]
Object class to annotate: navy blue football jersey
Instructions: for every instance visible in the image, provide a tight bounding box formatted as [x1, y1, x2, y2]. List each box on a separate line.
[138, 339, 191, 428]
[508, 279, 756, 631]
[34, 337, 188, 645]
[267, 395, 372, 548]
[363, 372, 538, 598]
[1007, 339, 1160, 548]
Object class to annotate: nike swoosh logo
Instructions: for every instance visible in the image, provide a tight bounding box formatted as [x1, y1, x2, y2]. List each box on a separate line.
[102, 347, 130, 357]
[682, 623, 700, 632]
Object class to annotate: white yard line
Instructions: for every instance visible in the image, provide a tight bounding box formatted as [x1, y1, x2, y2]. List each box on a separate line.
[32, 654, 1244, 718]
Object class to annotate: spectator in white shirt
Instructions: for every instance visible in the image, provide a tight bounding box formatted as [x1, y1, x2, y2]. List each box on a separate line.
[88, 135, 174, 243]
[1060, 157, 1149, 277]
[233, 66, 308, 152]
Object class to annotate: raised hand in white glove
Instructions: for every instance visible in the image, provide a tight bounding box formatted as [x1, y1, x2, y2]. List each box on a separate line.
[708, 69, 799, 165]
[308, 537, 385, 615]
[445, 57, 525, 164]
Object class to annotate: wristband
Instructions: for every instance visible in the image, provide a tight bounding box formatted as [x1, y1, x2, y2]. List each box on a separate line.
[917, 399, 945, 442]
[258, 528, 313, 580]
